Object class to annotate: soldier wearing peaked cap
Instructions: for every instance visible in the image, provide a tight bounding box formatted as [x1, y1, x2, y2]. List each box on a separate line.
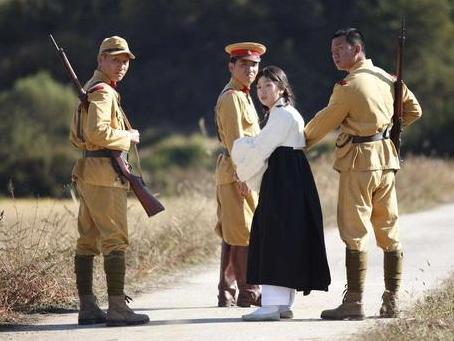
[70, 35, 149, 327]
[304, 28, 422, 320]
[214, 42, 266, 308]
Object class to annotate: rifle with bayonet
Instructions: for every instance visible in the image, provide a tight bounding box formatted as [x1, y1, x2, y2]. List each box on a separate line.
[49, 34, 165, 217]
[390, 18, 406, 159]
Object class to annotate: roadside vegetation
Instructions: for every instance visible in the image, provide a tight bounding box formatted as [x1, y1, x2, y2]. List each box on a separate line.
[353, 274, 454, 341]
[1, 141, 454, 324]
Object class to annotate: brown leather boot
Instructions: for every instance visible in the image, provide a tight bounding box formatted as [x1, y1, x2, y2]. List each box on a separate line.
[78, 295, 107, 325]
[104, 251, 149, 326]
[106, 295, 150, 327]
[380, 250, 403, 318]
[321, 249, 367, 320]
[321, 291, 365, 320]
[75, 255, 107, 325]
[232, 245, 261, 307]
[217, 241, 237, 307]
[380, 290, 399, 318]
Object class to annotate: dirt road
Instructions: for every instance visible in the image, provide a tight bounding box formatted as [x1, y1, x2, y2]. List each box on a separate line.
[2, 204, 453, 341]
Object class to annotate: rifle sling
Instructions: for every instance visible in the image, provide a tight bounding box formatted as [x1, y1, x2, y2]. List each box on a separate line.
[76, 81, 104, 142]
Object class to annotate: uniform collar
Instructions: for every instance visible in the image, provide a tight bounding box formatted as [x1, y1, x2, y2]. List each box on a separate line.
[93, 70, 118, 89]
[229, 78, 251, 94]
[348, 58, 373, 73]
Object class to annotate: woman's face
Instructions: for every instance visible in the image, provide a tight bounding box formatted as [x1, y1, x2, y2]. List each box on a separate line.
[256, 76, 282, 109]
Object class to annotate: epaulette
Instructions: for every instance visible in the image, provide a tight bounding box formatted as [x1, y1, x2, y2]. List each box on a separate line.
[87, 83, 107, 94]
[336, 79, 347, 86]
[219, 88, 235, 98]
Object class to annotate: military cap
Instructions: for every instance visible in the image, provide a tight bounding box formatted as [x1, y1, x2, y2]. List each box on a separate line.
[225, 42, 266, 62]
[98, 36, 136, 59]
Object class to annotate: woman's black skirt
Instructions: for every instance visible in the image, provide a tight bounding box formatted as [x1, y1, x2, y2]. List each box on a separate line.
[247, 147, 331, 295]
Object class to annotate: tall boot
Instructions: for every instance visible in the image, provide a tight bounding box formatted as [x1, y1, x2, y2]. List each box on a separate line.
[217, 241, 237, 307]
[321, 249, 367, 320]
[104, 251, 149, 326]
[74, 254, 106, 325]
[232, 246, 261, 307]
[380, 250, 403, 318]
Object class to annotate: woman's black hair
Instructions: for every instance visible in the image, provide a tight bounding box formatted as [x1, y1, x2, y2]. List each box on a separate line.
[256, 65, 295, 115]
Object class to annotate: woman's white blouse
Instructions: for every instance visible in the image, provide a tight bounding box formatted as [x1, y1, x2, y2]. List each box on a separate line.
[231, 100, 306, 191]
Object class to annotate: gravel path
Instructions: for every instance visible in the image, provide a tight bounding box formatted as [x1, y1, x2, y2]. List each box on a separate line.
[2, 203, 453, 341]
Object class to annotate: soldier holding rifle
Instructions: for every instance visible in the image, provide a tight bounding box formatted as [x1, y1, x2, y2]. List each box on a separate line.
[304, 27, 422, 320]
[68, 36, 149, 326]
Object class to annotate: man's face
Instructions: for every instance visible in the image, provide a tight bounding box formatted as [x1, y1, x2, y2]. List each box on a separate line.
[229, 58, 259, 87]
[331, 36, 359, 71]
[99, 53, 130, 82]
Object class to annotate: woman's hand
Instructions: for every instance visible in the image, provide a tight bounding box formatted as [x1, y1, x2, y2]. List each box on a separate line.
[234, 171, 251, 197]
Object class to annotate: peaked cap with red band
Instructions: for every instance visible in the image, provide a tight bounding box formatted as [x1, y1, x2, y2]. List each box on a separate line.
[225, 42, 266, 62]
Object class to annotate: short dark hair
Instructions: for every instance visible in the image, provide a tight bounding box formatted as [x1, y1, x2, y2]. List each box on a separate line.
[333, 27, 366, 54]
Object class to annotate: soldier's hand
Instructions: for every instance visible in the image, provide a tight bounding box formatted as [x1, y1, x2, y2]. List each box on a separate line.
[236, 180, 251, 197]
[128, 129, 140, 144]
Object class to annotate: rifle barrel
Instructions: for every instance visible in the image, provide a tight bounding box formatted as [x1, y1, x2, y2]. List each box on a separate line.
[49, 34, 59, 50]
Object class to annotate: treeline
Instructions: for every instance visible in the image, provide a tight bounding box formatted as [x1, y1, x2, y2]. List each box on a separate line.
[0, 0, 453, 196]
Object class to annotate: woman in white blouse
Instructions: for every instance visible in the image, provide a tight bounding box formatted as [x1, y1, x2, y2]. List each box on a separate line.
[232, 66, 331, 321]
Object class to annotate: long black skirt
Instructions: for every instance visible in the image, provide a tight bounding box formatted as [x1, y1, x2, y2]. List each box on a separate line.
[247, 147, 331, 295]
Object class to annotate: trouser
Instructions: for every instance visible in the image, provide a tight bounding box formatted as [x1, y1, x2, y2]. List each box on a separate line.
[261, 285, 295, 307]
[215, 182, 257, 246]
[218, 240, 260, 304]
[337, 170, 401, 252]
[75, 179, 129, 255]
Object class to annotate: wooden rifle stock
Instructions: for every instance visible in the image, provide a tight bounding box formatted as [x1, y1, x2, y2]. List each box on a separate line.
[390, 19, 406, 158]
[111, 151, 165, 217]
[50, 34, 165, 217]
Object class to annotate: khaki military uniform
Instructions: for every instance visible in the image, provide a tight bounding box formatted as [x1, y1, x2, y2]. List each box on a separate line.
[70, 70, 131, 256]
[305, 59, 422, 252]
[215, 78, 260, 246]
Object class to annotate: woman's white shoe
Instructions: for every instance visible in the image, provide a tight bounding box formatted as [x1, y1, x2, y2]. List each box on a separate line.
[241, 306, 280, 321]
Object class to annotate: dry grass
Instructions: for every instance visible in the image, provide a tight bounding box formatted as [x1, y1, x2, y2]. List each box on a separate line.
[0, 190, 219, 324]
[1, 153, 454, 324]
[310, 154, 454, 227]
[353, 273, 454, 341]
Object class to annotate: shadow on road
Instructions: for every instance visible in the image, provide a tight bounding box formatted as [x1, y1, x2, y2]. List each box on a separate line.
[1, 317, 325, 333]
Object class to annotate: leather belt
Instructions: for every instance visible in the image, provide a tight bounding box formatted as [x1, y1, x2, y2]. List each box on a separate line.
[82, 149, 112, 157]
[351, 131, 389, 144]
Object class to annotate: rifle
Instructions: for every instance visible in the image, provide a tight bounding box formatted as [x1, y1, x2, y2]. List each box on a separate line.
[49, 34, 165, 217]
[390, 18, 406, 159]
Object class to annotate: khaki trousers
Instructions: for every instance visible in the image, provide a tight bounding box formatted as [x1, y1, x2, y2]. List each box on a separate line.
[337, 169, 401, 252]
[75, 179, 129, 255]
[215, 182, 257, 246]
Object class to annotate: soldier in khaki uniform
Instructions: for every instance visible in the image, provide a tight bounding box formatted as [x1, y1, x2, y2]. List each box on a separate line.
[70, 36, 149, 326]
[214, 42, 266, 307]
[304, 28, 422, 320]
